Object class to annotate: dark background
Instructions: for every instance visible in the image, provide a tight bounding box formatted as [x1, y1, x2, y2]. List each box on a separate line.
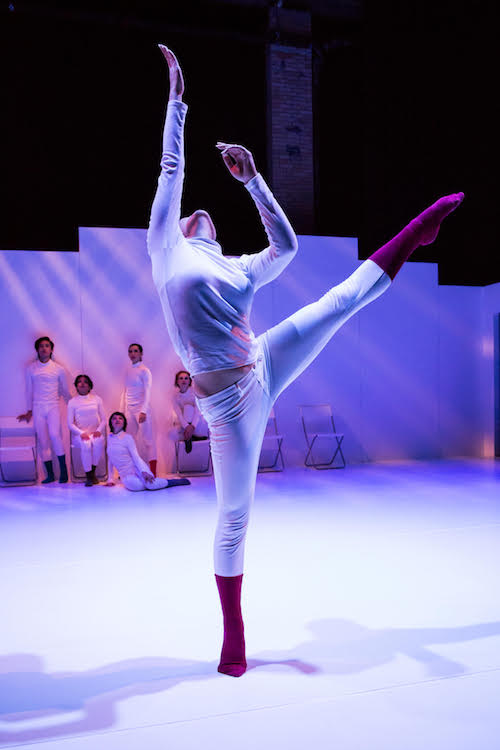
[2, 0, 498, 284]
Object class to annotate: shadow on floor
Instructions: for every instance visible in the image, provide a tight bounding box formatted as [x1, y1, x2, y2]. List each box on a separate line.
[1, 618, 499, 744]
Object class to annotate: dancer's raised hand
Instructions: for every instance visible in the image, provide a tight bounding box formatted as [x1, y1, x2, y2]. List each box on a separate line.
[158, 45, 184, 101]
[216, 142, 257, 184]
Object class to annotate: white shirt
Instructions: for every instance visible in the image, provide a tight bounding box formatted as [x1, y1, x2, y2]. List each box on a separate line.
[67, 394, 106, 436]
[147, 100, 298, 376]
[26, 359, 70, 408]
[122, 362, 152, 412]
[107, 431, 150, 479]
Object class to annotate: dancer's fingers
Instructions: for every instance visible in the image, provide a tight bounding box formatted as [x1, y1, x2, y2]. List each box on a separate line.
[158, 44, 177, 68]
[221, 152, 237, 170]
[216, 142, 249, 156]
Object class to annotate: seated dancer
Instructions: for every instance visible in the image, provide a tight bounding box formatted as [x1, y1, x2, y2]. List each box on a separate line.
[67, 374, 105, 486]
[105, 411, 189, 491]
[172, 370, 208, 453]
[147, 46, 464, 677]
[120, 343, 157, 476]
[17, 336, 70, 484]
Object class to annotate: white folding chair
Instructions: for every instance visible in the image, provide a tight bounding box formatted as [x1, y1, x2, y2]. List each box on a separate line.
[299, 404, 346, 469]
[0, 416, 37, 486]
[258, 407, 284, 472]
[70, 428, 108, 483]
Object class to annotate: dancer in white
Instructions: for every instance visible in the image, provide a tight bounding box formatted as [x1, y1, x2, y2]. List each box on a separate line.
[17, 336, 70, 484]
[67, 374, 105, 486]
[172, 370, 207, 453]
[105, 412, 189, 491]
[148, 46, 464, 676]
[121, 343, 157, 476]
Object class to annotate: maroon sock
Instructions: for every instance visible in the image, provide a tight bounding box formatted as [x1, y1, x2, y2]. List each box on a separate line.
[149, 459, 157, 477]
[370, 192, 464, 280]
[215, 574, 246, 677]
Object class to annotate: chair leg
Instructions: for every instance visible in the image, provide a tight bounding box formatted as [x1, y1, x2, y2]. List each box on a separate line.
[305, 435, 346, 469]
[304, 435, 319, 468]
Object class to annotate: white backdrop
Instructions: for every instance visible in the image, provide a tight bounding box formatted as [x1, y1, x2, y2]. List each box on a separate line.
[0, 229, 491, 473]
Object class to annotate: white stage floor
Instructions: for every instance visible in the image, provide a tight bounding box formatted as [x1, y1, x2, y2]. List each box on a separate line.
[1, 459, 500, 749]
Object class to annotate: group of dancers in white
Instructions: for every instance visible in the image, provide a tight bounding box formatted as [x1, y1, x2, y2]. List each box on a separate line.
[18, 44, 465, 679]
[17, 337, 196, 489]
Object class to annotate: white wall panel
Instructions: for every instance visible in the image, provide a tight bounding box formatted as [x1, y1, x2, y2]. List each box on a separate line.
[0, 231, 486, 468]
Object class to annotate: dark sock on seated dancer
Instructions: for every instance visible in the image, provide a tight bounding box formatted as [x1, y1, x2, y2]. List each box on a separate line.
[167, 477, 191, 487]
[370, 193, 464, 280]
[215, 574, 246, 677]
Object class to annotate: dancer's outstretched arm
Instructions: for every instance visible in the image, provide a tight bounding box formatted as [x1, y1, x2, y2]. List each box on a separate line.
[217, 142, 298, 290]
[147, 46, 187, 275]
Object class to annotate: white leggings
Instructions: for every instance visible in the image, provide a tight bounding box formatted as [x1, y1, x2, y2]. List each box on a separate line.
[197, 259, 391, 576]
[74, 434, 105, 472]
[121, 474, 169, 491]
[126, 409, 155, 461]
[33, 403, 64, 462]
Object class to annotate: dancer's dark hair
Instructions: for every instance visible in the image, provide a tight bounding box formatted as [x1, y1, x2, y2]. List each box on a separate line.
[175, 370, 192, 387]
[74, 374, 93, 390]
[109, 411, 127, 433]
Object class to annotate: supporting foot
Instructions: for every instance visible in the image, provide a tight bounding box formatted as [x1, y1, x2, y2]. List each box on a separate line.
[216, 574, 247, 677]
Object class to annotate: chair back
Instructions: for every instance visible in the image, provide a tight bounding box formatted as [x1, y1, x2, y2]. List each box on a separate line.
[299, 404, 335, 438]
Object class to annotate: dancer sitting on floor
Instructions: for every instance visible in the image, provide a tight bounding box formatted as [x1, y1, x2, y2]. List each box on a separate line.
[67, 374, 106, 486]
[105, 411, 189, 491]
[147, 46, 464, 677]
[172, 370, 208, 454]
[17, 336, 71, 484]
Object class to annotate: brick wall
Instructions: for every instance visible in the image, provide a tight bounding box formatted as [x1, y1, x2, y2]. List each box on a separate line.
[267, 43, 315, 234]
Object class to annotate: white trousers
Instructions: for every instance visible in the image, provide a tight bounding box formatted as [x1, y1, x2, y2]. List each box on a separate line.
[125, 408, 155, 462]
[74, 434, 105, 472]
[33, 403, 64, 461]
[121, 474, 169, 491]
[197, 260, 391, 576]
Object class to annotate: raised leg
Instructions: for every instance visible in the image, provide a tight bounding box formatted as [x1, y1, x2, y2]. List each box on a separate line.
[263, 259, 391, 400]
[370, 193, 464, 279]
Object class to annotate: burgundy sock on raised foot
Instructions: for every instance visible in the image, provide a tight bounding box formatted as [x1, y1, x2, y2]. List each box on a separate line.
[215, 573, 246, 677]
[369, 192, 464, 280]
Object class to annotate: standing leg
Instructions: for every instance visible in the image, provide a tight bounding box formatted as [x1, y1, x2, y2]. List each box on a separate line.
[126, 409, 139, 440]
[198, 369, 272, 677]
[46, 404, 67, 483]
[33, 406, 54, 483]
